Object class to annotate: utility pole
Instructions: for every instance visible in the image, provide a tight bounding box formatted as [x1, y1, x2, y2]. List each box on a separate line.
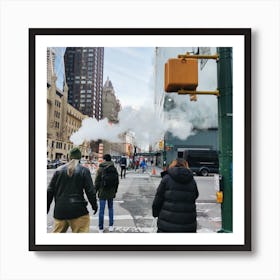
[217, 47, 233, 232]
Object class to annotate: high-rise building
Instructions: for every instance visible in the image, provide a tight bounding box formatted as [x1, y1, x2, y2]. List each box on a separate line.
[64, 47, 104, 119]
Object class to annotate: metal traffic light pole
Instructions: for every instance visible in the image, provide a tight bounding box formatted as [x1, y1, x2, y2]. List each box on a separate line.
[164, 50, 233, 232]
[217, 47, 233, 233]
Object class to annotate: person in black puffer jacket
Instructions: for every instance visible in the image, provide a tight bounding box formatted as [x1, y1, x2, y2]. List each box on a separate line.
[47, 147, 98, 233]
[152, 158, 199, 233]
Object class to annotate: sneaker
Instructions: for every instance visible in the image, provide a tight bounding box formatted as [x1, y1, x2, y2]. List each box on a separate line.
[98, 229, 104, 233]
[109, 226, 114, 232]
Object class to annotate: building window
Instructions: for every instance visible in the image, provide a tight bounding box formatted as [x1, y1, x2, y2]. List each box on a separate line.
[56, 142, 63, 149]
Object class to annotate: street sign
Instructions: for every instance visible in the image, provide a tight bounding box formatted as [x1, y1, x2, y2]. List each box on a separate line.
[200, 47, 211, 70]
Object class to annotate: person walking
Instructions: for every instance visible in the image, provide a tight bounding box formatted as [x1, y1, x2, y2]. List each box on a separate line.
[95, 154, 119, 233]
[47, 147, 98, 233]
[119, 155, 127, 179]
[134, 159, 140, 171]
[140, 159, 147, 173]
[152, 158, 199, 233]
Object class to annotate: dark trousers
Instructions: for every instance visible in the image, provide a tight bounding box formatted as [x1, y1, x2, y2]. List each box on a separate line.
[120, 166, 126, 178]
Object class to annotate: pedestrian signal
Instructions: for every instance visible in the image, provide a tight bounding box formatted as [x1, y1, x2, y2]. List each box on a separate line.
[164, 58, 198, 92]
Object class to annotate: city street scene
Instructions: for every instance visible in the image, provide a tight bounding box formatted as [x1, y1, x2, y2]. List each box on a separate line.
[47, 46, 232, 234]
[47, 166, 221, 233]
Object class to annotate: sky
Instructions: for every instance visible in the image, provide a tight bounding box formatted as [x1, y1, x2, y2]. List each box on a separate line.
[103, 47, 155, 109]
[102, 47, 218, 109]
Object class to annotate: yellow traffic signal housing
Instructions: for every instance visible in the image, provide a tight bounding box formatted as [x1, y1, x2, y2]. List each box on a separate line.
[159, 140, 164, 150]
[165, 58, 198, 92]
[216, 191, 223, 203]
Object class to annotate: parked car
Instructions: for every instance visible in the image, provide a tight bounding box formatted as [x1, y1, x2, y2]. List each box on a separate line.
[47, 159, 57, 169]
[47, 159, 67, 169]
[57, 159, 67, 166]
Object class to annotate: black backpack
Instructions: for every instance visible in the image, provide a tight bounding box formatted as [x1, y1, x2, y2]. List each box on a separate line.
[101, 165, 118, 188]
[120, 157, 127, 166]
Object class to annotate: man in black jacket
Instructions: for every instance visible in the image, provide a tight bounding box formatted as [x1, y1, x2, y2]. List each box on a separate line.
[47, 147, 98, 233]
[119, 155, 127, 178]
[95, 154, 119, 233]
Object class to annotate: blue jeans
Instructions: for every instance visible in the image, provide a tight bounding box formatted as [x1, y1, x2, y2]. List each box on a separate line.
[99, 199, 114, 230]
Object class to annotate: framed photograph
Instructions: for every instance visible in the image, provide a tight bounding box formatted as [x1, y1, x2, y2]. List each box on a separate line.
[29, 28, 251, 251]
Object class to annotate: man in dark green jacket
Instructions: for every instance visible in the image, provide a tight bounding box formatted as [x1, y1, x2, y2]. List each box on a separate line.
[95, 154, 119, 233]
[47, 147, 98, 233]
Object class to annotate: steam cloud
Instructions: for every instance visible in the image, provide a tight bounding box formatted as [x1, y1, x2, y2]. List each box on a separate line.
[168, 94, 218, 130]
[70, 94, 217, 149]
[70, 105, 191, 148]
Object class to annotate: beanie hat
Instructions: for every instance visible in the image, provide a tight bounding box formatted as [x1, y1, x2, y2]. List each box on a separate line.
[69, 147, 82, 160]
[103, 154, 111, 161]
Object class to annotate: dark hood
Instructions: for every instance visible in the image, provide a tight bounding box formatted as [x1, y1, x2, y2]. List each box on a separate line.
[167, 167, 194, 184]
[99, 161, 114, 168]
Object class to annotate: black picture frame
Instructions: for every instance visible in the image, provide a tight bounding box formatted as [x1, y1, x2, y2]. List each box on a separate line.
[29, 28, 251, 251]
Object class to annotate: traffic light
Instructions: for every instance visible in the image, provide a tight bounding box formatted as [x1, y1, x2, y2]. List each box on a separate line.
[159, 140, 164, 150]
[164, 53, 219, 101]
[165, 58, 198, 92]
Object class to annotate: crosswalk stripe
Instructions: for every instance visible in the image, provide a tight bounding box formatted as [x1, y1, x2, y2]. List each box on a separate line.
[88, 226, 216, 233]
[90, 215, 154, 220]
[89, 226, 155, 233]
